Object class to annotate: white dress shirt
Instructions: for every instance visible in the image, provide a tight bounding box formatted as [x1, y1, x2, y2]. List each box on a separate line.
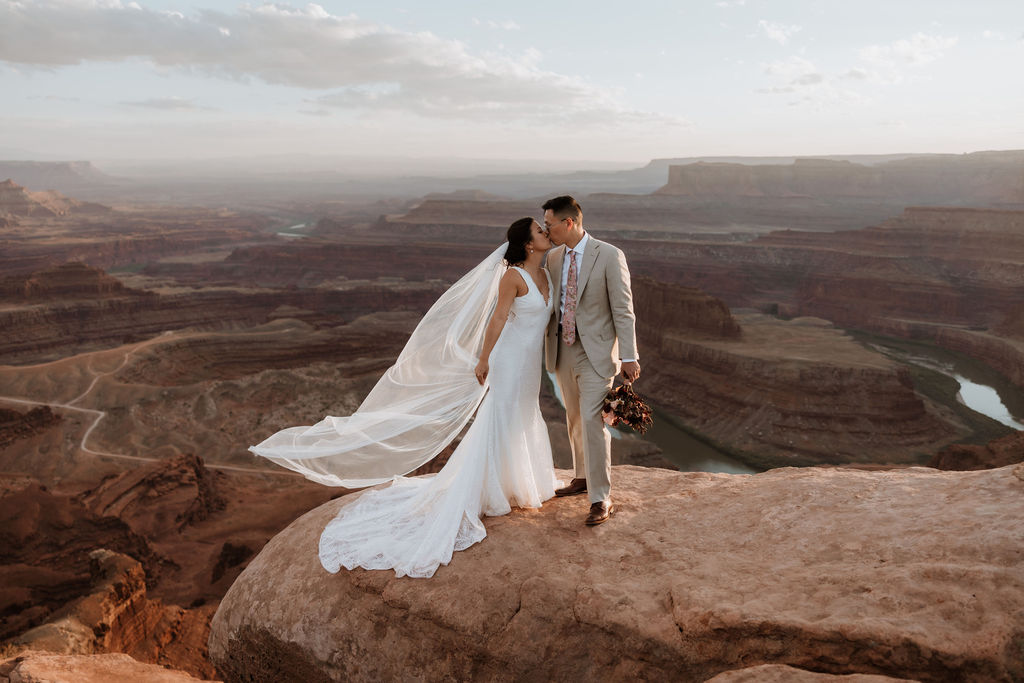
[559, 232, 635, 364]
[559, 232, 590, 318]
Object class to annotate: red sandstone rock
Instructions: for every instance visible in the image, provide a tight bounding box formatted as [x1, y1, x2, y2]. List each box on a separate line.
[655, 153, 1024, 203]
[0, 407, 60, 450]
[0, 485, 162, 641]
[634, 277, 742, 344]
[608, 207, 1024, 391]
[705, 664, 917, 682]
[0, 262, 137, 301]
[80, 454, 226, 538]
[930, 431, 1024, 471]
[639, 313, 963, 467]
[0, 280, 441, 364]
[0, 161, 112, 192]
[0, 652, 212, 682]
[209, 464, 1024, 682]
[0, 179, 110, 218]
[10, 549, 217, 680]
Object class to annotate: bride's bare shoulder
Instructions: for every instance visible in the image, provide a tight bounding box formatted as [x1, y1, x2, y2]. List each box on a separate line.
[501, 267, 528, 295]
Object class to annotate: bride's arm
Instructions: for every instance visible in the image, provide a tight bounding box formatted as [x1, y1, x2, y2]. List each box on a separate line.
[474, 270, 524, 385]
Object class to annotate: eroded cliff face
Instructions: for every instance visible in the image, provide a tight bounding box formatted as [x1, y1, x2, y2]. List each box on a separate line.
[618, 207, 1024, 390]
[0, 179, 111, 218]
[0, 261, 137, 301]
[0, 484, 162, 643]
[1, 453, 338, 679]
[0, 652, 211, 683]
[634, 277, 741, 345]
[636, 306, 963, 467]
[10, 549, 217, 681]
[930, 431, 1024, 471]
[0, 406, 61, 451]
[0, 275, 444, 364]
[208, 464, 1024, 682]
[656, 153, 1024, 203]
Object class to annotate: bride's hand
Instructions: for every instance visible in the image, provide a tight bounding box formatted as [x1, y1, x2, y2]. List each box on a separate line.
[474, 359, 489, 385]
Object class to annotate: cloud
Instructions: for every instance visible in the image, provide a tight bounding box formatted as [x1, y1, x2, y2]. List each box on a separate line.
[757, 20, 802, 45]
[30, 94, 81, 102]
[762, 55, 819, 81]
[472, 18, 521, 30]
[715, 0, 746, 7]
[0, 1, 665, 127]
[859, 32, 958, 68]
[121, 96, 215, 111]
[758, 56, 866, 108]
[839, 68, 869, 81]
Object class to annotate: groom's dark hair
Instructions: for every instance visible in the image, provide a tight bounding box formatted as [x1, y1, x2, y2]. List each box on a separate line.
[542, 195, 583, 225]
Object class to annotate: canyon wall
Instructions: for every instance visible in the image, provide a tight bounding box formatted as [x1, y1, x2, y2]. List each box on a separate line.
[657, 153, 1024, 204]
[618, 207, 1024, 388]
[634, 298, 962, 467]
[0, 276, 444, 364]
[209, 464, 1024, 682]
[0, 179, 110, 218]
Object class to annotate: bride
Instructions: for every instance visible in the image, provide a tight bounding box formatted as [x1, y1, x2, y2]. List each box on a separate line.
[249, 218, 560, 578]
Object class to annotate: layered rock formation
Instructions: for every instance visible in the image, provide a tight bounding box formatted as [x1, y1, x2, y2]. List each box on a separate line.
[617, 207, 1024, 390]
[930, 431, 1024, 471]
[0, 484, 162, 642]
[638, 311, 963, 467]
[706, 664, 915, 682]
[215, 240, 491, 286]
[10, 549, 216, 680]
[80, 454, 226, 539]
[209, 464, 1024, 682]
[0, 179, 110, 218]
[634, 277, 741, 344]
[0, 262, 136, 301]
[656, 152, 1024, 204]
[0, 269, 443, 364]
[0, 204, 268, 277]
[0, 161, 113, 193]
[0, 652, 211, 682]
[0, 407, 60, 451]
[390, 192, 904, 237]
[1, 453, 338, 678]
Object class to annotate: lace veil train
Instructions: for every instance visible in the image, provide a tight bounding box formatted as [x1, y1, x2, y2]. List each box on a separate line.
[249, 242, 509, 488]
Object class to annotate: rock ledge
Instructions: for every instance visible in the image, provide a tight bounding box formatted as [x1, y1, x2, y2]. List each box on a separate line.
[210, 465, 1024, 682]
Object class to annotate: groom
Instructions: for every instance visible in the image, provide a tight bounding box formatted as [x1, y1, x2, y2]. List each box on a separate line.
[542, 196, 640, 526]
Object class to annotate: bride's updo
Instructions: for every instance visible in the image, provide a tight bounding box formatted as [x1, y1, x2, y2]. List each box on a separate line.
[503, 217, 534, 266]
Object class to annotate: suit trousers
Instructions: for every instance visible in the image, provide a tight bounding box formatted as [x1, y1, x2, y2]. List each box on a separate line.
[555, 335, 614, 504]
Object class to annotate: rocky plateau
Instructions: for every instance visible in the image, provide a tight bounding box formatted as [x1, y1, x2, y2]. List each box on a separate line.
[3, 160, 1024, 681]
[209, 464, 1024, 682]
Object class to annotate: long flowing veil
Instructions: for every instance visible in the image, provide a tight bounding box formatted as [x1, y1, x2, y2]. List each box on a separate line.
[249, 242, 509, 487]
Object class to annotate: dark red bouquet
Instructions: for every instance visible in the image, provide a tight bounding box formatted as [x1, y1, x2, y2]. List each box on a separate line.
[602, 383, 653, 434]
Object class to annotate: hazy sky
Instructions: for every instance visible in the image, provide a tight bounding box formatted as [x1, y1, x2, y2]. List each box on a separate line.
[2, 0, 1023, 164]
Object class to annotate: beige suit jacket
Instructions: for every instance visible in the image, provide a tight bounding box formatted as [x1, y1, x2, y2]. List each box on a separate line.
[544, 237, 638, 378]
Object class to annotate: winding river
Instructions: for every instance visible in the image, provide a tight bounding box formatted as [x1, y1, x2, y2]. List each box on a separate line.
[860, 337, 1024, 430]
[545, 372, 756, 475]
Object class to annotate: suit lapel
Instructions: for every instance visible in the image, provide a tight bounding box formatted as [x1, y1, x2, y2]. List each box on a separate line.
[549, 245, 565, 308]
[576, 238, 600, 299]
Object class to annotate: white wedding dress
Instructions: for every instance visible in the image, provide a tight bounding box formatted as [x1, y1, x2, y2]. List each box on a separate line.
[312, 266, 559, 578]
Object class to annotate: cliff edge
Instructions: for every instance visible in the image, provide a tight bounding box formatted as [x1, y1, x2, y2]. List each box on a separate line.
[209, 464, 1024, 682]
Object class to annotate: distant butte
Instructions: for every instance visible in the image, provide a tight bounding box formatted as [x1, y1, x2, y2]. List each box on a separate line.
[656, 151, 1024, 204]
[0, 178, 111, 218]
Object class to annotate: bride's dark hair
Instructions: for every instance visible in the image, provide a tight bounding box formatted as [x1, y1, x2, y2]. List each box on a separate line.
[503, 217, 534, 266]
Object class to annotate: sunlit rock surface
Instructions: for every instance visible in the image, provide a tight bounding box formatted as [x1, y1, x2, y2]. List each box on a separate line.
[209, 464, 1024, 682]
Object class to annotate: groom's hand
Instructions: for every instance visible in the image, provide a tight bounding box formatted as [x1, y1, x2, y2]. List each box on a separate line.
[620, 360, 641, 384]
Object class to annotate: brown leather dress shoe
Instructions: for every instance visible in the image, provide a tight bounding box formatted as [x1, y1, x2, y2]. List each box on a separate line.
[555, 478, 587, 497]
[585, 500, 615, 526]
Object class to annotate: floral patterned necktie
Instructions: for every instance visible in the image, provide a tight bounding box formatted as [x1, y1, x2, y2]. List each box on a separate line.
[562, 250, 578, 345]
